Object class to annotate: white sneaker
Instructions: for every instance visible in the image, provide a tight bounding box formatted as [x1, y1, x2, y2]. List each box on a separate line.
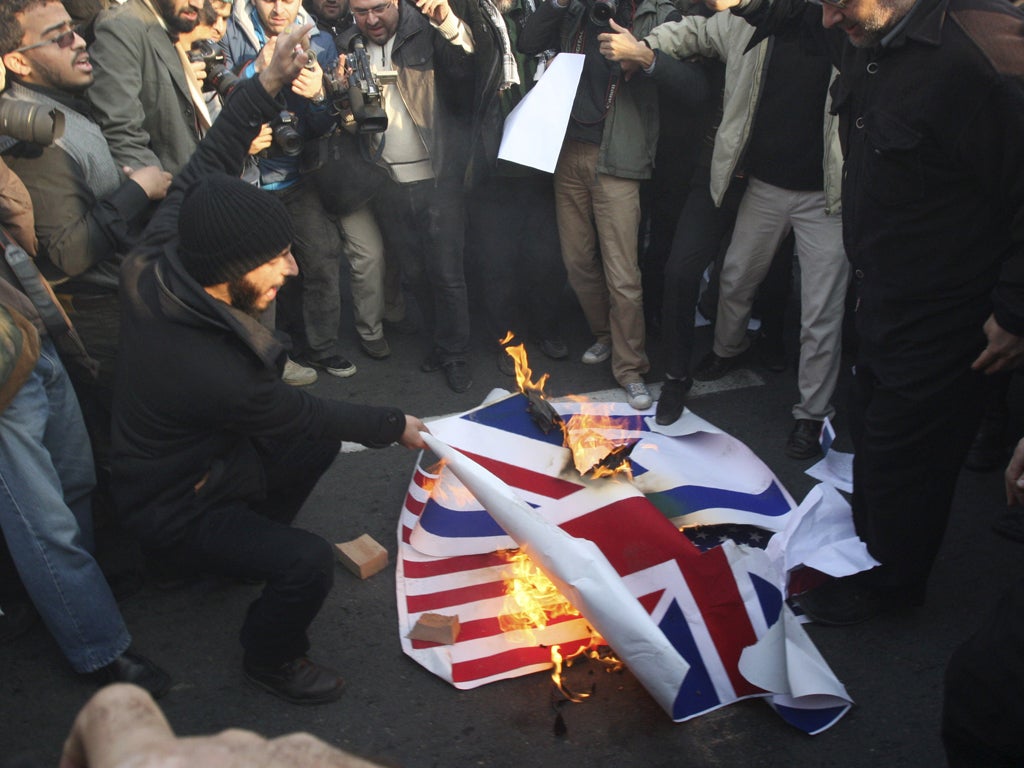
[624, 381, 652, 411]
[282, 358, 317, 387]
[581, 341, 612, 364]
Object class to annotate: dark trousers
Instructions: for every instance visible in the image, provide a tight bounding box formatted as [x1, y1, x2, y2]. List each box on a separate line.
[466, 174, 565, 344]
[850, 363, 985, 599]
[151, 435, 340, 666]
[943, 577, 1024, 767]
[372, 176, 470, 360]
[275, 181, 343, 362]
[661, 170, 746, 379]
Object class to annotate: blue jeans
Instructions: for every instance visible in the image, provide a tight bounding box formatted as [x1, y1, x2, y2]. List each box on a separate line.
[0, 338, 129, 673]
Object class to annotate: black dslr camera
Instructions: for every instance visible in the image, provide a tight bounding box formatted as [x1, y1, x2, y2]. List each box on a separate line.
[187, 39, 240, 98]
[589, 0, 618, 25]
[269, 110, 302, 156]
[0, 100, 65, 145]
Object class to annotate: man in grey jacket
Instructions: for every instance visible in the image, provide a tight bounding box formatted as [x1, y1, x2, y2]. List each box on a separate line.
[88, 0, 207, 175]
[1, 0, 171, 459]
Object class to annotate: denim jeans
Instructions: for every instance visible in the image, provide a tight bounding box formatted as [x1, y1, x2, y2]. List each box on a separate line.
[0, 338, 130, 673]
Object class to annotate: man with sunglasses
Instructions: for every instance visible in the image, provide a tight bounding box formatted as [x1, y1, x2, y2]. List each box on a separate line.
[635, 0, 1024, 625]
[1, 0, 171, 463]
[0, 3, 171, 696]
[87, 0, 208, 175]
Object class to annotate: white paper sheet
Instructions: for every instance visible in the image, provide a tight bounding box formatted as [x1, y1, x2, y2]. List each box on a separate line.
[497, 53, 585, 173]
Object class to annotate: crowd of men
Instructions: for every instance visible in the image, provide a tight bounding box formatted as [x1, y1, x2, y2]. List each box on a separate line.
[0, 0, 1022, 760]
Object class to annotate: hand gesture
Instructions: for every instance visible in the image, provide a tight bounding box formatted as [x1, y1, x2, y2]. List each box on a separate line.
[291, 55, 325, 101]
[971, 314, 1024, 374]
[253, 36, 278, 74]
[400, 416, 430, 450]
[248, 124, 274, 156]
[188, 56, 207, 83]
[415, 0, 451, 25]
[257, 23, 316, 98]
[598, 19, 651, 77]
[123, 165, 172, 201]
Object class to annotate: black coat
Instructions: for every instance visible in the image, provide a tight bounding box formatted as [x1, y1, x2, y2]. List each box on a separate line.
[111, 78, 406, 548]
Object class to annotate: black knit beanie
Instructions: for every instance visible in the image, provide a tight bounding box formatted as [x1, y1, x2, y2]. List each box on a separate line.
[177, 173, 294, 286]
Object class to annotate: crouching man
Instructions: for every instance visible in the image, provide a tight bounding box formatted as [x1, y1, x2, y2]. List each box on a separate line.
[109, 25, 427, 706]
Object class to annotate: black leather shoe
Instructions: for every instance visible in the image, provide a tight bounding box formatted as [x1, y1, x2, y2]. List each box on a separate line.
[785, 419, 823, 460]
[693, 352, 737, 382]
[91, 650, 171, 699]
[794, 579, 886, 626]
[442, 359, 473, 393]
[655, 378, 692, 426]
[244, 656, 345, 705]
[420, 348, 442, 373]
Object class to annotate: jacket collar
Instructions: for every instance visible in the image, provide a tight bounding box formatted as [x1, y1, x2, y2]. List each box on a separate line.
[881, 0, 946, 48]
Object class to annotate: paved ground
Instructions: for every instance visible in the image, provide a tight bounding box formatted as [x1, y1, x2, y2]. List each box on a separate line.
[1, 292, 1020, 767]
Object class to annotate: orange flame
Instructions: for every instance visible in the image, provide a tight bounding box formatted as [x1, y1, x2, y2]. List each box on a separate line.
[550, 644, 591, 702]
[561, 401, 635, 479]
[498, 549, 580, 643]
[500, 334, 551, 397]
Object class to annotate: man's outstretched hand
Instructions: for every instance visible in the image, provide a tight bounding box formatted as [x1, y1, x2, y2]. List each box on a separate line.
[258, 23, 317, 98]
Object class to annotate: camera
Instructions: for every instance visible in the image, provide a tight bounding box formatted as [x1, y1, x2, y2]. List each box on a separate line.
[0, 99, 65, 146]
[187, 39, 240, 98]
[269, 110, 302, 156]
[589, 0, 618, 25]
[344, 35, 392, 134]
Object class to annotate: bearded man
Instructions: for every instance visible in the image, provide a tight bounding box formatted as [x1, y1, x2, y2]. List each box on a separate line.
[110, 24, 428, 704]
[87, 0, 210, 174]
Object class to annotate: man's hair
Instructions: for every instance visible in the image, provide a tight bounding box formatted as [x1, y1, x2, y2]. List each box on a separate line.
[199, 0, 223, 27]
[0, 0, 52, 58]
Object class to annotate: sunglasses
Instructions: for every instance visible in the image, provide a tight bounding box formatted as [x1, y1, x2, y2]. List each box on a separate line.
[13, 25, 79, 53]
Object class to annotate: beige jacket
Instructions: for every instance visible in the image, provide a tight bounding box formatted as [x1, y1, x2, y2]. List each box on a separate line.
[646, 10, 842, 213]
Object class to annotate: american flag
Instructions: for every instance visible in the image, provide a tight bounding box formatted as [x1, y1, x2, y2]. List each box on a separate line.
[397, 393, 851, 733]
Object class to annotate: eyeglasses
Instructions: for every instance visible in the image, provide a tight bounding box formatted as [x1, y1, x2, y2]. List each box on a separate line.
[807, 0, 848, 8]
[352, 1, 394, 17]
[12, 25, 79, 53]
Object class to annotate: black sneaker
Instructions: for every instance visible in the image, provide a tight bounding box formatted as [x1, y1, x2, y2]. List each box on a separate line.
[442, 359, 473, 393]
[655, 378, 692, 425]
[309, 355, 357, 379]
[90, 649, 172, 699]
[497, 347, 516, 376]
[244, 656, 345, 705]
[538, 337, 569, 360]
[785, 419, 823, 460]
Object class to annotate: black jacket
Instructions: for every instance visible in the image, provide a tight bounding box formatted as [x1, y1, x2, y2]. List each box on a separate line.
[111, 78, 406, 548]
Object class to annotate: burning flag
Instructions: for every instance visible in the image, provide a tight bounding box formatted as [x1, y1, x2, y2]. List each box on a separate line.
[397, 391, 853, 733]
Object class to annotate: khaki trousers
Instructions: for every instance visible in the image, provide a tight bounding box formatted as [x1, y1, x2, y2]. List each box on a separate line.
[554, 140, 649, 385]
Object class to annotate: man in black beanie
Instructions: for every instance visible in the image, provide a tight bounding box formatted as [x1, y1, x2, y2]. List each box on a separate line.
[110, 25, 428, 705]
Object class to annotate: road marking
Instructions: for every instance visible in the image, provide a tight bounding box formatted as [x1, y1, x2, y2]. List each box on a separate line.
[339, 370, 765, 454]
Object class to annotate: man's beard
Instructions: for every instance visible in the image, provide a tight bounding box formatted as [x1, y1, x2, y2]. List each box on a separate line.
[156, 0, 199, 33]
[492, 0, 516, 13]
[227, 276, 265, 318]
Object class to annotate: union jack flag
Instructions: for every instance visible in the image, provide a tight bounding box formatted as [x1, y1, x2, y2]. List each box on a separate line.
[397, 393, 852, 733]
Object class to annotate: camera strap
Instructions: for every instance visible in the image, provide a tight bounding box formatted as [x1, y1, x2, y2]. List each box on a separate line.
[570, 28, 620, 124]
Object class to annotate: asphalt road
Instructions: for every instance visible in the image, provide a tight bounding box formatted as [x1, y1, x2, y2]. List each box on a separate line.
[1, 290, 1020, 768]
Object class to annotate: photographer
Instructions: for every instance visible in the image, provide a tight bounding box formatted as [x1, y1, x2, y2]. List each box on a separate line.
[337, 0, 480, 393]
[1, 0, 171, 462]
[220, 0, 358, 381]
[518, 0, 677, 412]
